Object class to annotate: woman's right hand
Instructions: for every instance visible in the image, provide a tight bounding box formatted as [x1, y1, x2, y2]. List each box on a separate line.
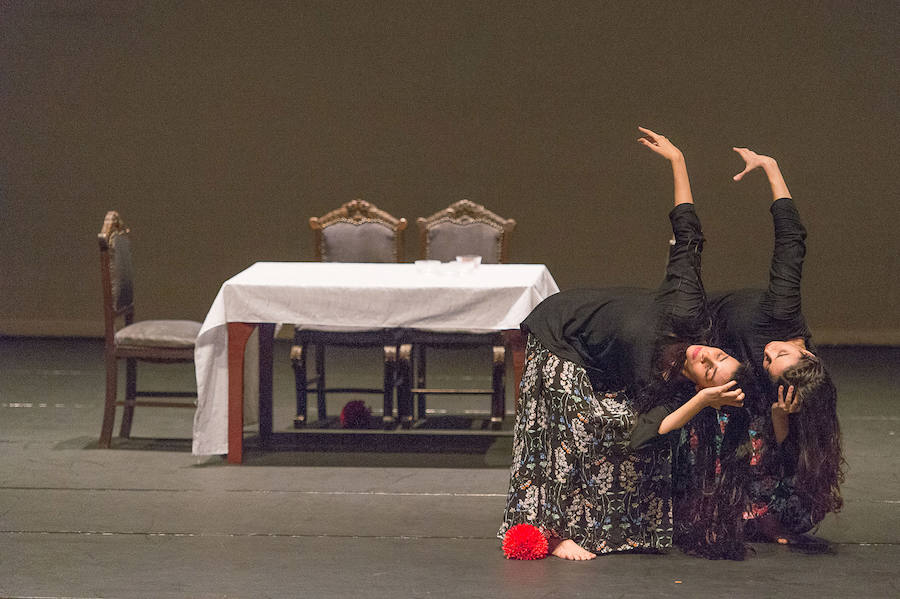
[698, 380, 745, 410]
[638, 127, 684, 162]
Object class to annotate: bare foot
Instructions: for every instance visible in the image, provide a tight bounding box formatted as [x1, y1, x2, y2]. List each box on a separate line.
[754, 514, 826, 549]
[756, 514, 796, 544]
[549, 538, 596, 561]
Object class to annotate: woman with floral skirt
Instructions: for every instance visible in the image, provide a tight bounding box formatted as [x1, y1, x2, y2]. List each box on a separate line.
[499, 127, 752, 560]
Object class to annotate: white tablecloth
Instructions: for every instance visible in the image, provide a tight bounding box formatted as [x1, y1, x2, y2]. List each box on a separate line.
[192, 262, 559, 455]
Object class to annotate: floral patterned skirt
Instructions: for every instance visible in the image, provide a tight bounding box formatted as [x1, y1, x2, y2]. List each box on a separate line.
[498, 335, 673, 554]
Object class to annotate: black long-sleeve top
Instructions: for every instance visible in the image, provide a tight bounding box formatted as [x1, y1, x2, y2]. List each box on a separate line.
[522, 203, 708, 398]
[708, 198, 812, 395]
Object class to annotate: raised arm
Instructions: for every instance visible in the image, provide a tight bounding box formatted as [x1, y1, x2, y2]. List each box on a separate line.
[732, 148, 806, 321]
[639, 126, 693, 207]
[639, 127, 706, 332]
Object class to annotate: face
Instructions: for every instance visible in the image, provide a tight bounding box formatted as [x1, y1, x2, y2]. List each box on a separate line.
[682, 345, 741, 389]
[763, 341, 814, 381]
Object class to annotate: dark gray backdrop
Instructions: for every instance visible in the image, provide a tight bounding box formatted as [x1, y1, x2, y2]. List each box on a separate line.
[1, 1, 897, 343]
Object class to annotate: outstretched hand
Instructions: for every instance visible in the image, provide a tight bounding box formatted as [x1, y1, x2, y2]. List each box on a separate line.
[638, 127, 684, 162]
[732, 147, 775, 181]
[699, 380, 745, 410]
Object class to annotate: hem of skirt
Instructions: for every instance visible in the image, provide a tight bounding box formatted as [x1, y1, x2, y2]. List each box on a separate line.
[499, 520, 673, 554]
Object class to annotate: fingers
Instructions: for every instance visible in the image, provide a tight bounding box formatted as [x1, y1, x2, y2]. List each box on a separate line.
[784, 384, 796, 405]
[637, 138, 664, 157]
[783, 385, 797, 412]
[733, 166, 751, 181]
[637, 126, 667, 146]
[711, 382, 745, 409]
[775, 385, 799, 413]
[724, 389, 745, 406]
[732, 148, 752, 181]
[718, 380, 738, 391]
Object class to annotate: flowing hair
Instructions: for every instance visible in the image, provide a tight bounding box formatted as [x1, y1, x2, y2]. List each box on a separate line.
[672, 362, 758, 560]
[632, 338, 758, 559]
[776, 355, 845, 522]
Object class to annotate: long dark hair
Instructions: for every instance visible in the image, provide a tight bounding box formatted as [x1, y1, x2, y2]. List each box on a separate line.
[633, 337, 758, 559]
[777, 355, 845, 522]
[672, 362, 757, 560]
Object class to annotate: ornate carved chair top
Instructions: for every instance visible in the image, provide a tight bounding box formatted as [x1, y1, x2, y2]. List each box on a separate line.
[417, 199, 516, 264]
[311, 199, 408, 263]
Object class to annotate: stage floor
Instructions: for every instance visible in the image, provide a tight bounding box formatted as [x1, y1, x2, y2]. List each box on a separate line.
[1, 337, 897, 598]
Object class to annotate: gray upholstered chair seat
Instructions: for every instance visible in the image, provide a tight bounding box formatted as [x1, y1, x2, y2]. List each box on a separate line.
[115, 320, 201, 348]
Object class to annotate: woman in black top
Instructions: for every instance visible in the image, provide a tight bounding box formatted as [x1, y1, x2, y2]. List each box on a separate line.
[704, 148, 844, 542]
[499, 128, 748, 560]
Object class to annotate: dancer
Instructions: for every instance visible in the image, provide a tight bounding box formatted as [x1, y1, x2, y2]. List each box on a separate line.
[499, 128, 749, 561]
[702, 148, 844, 543]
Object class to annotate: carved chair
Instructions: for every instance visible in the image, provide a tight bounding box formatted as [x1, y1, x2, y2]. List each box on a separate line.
[397, 200, 516, 428]
[291, 199, 408, 427]
[98, 211, 200, 448]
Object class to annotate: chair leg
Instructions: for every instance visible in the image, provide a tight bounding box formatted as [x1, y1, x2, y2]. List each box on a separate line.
[383, 345, 397, 426]
[99, 352, 118, 448]
[396, 344, 413, 427]
[315, 343, 327, 423]
[491, 344, 506, 430]
[415, 344, 427, 424]
[119, 358, 136, 438]
[291, 343, 308, 427]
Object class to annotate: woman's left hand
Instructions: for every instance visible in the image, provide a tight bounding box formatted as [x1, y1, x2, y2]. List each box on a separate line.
[771, 385, 796, 444]
[637, 127, 684, 162]
[732, 147, 775, 181]
[771, 385, 798, 418]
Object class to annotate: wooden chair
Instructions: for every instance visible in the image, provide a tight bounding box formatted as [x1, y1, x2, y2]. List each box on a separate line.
[291, 199, 408, 427]
[397, 199, 516, 428]
[98, 211, 200, 448]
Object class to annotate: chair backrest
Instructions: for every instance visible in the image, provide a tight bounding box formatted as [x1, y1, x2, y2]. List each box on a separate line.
[417, 200, 516, 263]
[310, 199, 408, 263]
[98, 211, 135, 338]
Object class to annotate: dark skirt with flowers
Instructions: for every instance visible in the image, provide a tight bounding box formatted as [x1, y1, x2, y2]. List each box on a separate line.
[498, 335, 673, 554]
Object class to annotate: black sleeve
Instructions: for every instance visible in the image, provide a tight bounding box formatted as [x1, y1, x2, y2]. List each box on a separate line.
[655, 203, 707, 335]
[762, 198, 807, 321]
[629, 405, 673, 450]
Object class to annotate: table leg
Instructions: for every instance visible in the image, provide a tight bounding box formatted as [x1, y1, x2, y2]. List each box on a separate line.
[258, 323, 275, 443]
[227, 322, 256, 464]
[503, 329, 526, 414]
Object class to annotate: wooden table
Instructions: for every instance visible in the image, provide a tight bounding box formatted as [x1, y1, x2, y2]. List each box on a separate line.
[192, 262, 559, 463]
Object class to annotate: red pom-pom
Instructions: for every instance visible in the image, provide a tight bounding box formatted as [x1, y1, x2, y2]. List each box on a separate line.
[340, 400, 371, 428]
[502, 524, 549, 560]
